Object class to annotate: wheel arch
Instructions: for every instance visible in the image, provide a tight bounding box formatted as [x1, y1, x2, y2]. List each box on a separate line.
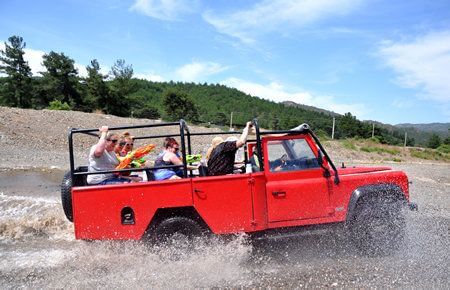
[346, 183, 407, 223]
[143, 206, 210, 239]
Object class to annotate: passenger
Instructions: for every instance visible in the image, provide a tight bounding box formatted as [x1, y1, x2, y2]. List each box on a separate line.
[205, 136, 224, 161]
[87, 126, 139, 185]
[249, 147, 261, 172]
[154, 137, 198, 180]
[207, 121, 252, 176]
[114, 131, 131, 156]
[119, 132, 134, 157]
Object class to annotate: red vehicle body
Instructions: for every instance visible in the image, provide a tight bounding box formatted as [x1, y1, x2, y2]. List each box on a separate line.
[62, 120, 416, 254]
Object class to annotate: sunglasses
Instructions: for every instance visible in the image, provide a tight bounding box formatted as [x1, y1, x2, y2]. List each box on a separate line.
[119, 141, 134, 146]
[108, 139, 118, 143]
[173, 147, 179, 151]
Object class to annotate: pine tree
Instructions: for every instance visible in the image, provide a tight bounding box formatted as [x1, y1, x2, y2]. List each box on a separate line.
[85, 59, 109, 112]
[163, 89, 199, 122]
[41, 51, 81, 108]
[0, 35, 33, 108]
[106, 59, 133, 116]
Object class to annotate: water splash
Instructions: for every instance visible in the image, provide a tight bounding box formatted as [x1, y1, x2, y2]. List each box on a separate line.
[0, 192, 73, 241]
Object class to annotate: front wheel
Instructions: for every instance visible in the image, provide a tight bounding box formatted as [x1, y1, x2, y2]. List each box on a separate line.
[349, 198, 405, 256]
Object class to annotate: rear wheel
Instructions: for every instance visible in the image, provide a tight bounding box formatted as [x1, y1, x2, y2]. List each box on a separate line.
[145, 216, 206, 251]
[349, 197, 405, 256]
[60, 171, 73, 222]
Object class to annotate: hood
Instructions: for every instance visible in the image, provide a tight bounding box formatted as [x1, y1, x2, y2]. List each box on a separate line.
[337, 166, 392, 176]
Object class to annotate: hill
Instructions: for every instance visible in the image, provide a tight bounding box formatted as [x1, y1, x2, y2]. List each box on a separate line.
[0, 106, 447, 172]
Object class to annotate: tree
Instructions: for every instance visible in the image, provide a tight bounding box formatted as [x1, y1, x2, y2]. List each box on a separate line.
[106, 59, 133, 116]
[337, 112, 360, 138]
[444, 136, 450, 145]
[41, 51, 81, 108]
[163, 90, 199, 122]
[85, 59, 109, 112]
[427, 134, 441, 149]
[0, 35, 32, 108]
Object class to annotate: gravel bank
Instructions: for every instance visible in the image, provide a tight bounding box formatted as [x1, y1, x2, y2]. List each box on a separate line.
[0, 106, 447, 170]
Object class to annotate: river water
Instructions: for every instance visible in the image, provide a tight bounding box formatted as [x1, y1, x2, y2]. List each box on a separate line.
[0, 164, 449, 288]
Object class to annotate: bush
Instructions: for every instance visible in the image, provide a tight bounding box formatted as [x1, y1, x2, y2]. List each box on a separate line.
[410, 148, 449, 161]
[48, 100, 71, 110]
[315, 129, 330, 141]
[133, 106, 161, 119]
[437, 144, 450, 154]
[427, 134, 441, 149]
[341, 139, 357, 150]
[370, 136, 381, 143]
[360, 146, 400, 155]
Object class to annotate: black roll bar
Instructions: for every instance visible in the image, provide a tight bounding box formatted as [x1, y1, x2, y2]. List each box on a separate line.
[250, 120, 339, 184]
[68, 118, 339, 184]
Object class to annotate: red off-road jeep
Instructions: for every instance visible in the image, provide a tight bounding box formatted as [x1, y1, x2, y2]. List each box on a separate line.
[61, 120, 417, 254]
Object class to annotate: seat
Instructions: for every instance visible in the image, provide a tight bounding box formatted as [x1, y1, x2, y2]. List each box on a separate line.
[73, 166, 88, 186]
[198, 165, 209, 176]
[145, 169, 155, 181]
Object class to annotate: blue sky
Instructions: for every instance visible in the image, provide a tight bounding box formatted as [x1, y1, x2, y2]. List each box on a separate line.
[1, 0, 450, 124]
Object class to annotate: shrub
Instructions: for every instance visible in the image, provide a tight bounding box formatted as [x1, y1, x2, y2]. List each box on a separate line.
[342, 139, 357, 150]
[360, 146, 400, 155]
[48, 100, 71, 110]
[410, 148, 449, 161]
[133, 106, 161, 119]
[437, 144, 450, 154]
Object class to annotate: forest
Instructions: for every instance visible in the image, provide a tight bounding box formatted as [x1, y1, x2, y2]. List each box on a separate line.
[2, 35, 449, 148]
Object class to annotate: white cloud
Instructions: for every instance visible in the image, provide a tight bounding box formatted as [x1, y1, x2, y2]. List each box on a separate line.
[176, 61, 228, 82]
[134, 72, 165, 82]
[74, 63, 88, 78]
[391, 98, 414, 109]
[23, 48, 47, 75]
[203, 0, 362, 43]
[378, 30, 450, 103]
[130, 0, 198, 21]
[1, 42, 96, 78]
[221, 77, 369, 118]
[0, 46, 47, 76]
[0, 42, 46, 76]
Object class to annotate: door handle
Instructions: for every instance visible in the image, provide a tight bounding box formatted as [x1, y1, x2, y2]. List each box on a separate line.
[194, 188, 207, 199]
[272, 191, 286, 197]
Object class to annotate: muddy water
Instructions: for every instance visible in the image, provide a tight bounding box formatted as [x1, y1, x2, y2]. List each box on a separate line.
[0, 164, 449, 288]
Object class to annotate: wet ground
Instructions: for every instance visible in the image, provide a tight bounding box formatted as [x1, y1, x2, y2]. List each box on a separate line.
[0, 163, 449, 288]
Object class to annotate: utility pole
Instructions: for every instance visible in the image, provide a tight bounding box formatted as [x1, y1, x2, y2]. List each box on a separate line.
[404, 131, 407, 147]
[229, 112, 233, 131]
[372, 123, 375, 138]
[331, 117, 335, 139]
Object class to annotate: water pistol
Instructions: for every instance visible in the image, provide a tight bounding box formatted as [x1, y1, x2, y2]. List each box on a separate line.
[186, 154, 202, 164]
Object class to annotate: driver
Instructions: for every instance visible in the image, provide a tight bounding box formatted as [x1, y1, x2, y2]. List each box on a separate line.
[271, 154, 288, 172]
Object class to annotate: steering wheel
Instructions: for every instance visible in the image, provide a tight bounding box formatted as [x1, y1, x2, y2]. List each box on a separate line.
[271, 154, 288, 171]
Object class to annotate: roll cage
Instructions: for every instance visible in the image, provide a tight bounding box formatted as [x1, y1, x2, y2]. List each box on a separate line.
[67, 118, 339, 185]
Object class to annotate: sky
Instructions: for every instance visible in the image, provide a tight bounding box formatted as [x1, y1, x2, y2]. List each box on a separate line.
[1, 0, 450, 125]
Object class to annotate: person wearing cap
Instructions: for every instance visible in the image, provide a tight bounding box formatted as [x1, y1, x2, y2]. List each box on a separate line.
[207, 121, 252, 176]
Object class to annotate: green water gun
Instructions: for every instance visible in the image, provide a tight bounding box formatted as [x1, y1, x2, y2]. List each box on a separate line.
[130, 157, 146, 168]
[186, 154, 202, 164]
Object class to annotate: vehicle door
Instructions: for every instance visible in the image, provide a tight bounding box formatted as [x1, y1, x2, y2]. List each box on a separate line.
[192, 174, 254, 233]
[264, 135, 333, 222]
